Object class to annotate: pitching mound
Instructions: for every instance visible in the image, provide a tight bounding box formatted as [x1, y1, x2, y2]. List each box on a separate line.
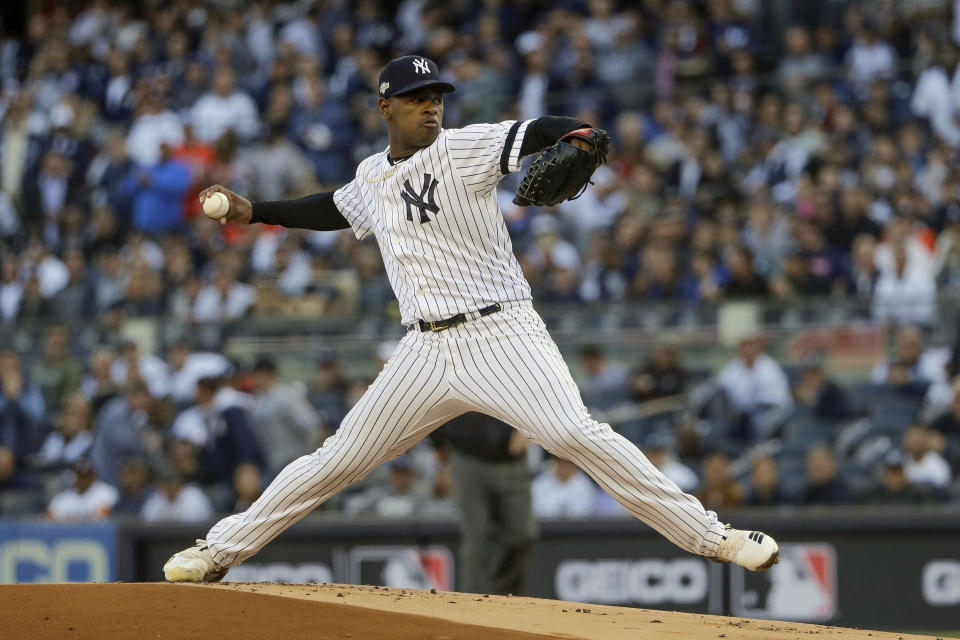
[0, 583, 927, 640]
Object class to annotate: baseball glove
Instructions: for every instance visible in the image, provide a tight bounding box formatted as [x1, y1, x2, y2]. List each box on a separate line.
[512, 128, 610, 207]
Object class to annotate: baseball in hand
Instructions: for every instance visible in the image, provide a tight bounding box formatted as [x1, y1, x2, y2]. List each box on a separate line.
[203, 192, 230, 219]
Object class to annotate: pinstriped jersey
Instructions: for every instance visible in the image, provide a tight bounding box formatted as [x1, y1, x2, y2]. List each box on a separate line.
[333, 119, 534, 325]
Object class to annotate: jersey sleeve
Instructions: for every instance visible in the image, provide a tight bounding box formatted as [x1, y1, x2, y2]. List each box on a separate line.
[332, 170, 373, 240]
[446, 120, 533, 193]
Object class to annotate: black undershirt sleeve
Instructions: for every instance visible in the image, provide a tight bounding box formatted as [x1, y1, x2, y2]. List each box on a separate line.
[519, 116, 590, 157]
[249, 192, 350, 231]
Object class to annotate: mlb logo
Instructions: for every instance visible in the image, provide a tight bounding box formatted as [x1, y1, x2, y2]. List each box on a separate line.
[730, 543, 837, 622]
[347, 545, 453, 591]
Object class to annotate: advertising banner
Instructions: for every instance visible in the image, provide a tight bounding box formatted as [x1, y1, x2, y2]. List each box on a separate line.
[0, 520, 116, 583]
[120, 514, 960, 629]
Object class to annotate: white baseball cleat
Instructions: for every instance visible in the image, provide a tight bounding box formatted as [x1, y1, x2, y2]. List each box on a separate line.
[713, 526, 779, 571]
[163, 539, 228, 583]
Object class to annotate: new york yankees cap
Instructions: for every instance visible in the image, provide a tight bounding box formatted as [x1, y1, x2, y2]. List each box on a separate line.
[378, 55, 455, 99]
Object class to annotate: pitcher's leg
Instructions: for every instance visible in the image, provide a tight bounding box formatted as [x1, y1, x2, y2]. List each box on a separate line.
[207, 337, 460, 568]
[450, 324, 725, 557]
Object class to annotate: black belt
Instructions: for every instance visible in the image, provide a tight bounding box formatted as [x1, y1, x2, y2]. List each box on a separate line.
[411, 303, 503, 332]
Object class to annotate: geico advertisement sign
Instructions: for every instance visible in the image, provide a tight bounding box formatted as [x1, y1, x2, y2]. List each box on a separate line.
[922, 560, 960, 606]
[555, 558, 708, 604]
[0, 539, 110, 583]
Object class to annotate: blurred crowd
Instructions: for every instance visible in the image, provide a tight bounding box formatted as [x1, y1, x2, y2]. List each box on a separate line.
[3, 319, 960, 523]
[4, 1, 960, 326]
[4, 0, 960, 521]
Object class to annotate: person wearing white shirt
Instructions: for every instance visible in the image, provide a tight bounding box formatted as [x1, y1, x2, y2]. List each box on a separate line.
[36, 251, 69, 298]
[911, 58, 960, 148]
[871, 325, 949, 387]
[125, 92, 184, 167]
[189, 66, 260, 143]
[110, 341, 171, 399]
[903, 424, 952, 489]
[872, 243, 937, 327]
[716, 334, 793, 441]
[192, 270, 256, 322]
[47, 460, 118, 522]
[642, 433, 699, 493]
[0, 259, 22, 322]
[531, 457, 596, 518]
[166, 341, 232, 406]
[141, 468, 215, 522]
[846, 25, 896, 91]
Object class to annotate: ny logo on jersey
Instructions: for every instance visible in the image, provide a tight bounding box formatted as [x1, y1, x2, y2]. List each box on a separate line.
[412, 58, 431, 74]
[400, 174, 440, 224]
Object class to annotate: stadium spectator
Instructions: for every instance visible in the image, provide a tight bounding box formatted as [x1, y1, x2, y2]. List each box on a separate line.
[629, 345, 689, 403]
[902, 424, 952, 490]
[165, 341, 231, 407]
[90, 381, 154, 487]
[35, 392, 92, 471]
[531, 456, 595, 518]
[792, 352, 851, 421]
[250, 355, 321, 477]
[47, 458, 118, 522]
[778, 25, 829, 93]
[308, 349, 349, 434]
[871, 325, 950, 389]
[863, 449, 933, 505]
[110, 340, 170, 399]
[30, 324, 82, 413]
[845, 21, 896, 93]
[577, 344, 630, 411]
[0, 259, 23, 324]
[345, 454, 427, 518]
[872, 242, 937, 327]
[247, 121, 314, 202]
[125, 89, 184, 168]
[112, 454, 151, 516]
[0, 349, 46, 489]
[802, 445, 852, 506]
[910, 46, 960, 148]
[928, 379, 960, 472]
[695, 451, 743, 511]
[641, 432, 698, 493]
[230, 462, 263, 513]
[847, 234, 880, 299]
[723, 247, 769, 299]
[79, 346, 119, 415]
[192, 268, 256, 322]
[189, 66, 260, 143]
[744, 455, 789, 506]
[141, 462, 215, 522]
[192, 376, 264, 486]
[124, 142, 191, 234]
[717, 333, 793, 441]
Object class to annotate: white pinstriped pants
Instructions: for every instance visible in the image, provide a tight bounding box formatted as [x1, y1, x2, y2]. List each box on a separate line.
[207, 301, 726, 568]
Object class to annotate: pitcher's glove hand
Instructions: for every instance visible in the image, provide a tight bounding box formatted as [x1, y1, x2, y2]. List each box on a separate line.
[512, 127, 610, 207]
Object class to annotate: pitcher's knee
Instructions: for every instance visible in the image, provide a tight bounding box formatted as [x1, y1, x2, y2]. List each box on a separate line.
[311, 446, 378, 481]
[543, 421, 615, 457]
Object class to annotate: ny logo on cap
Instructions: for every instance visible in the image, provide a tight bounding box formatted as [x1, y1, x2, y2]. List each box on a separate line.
[379, 81, 390, 95]
[412, 58, 431, 74]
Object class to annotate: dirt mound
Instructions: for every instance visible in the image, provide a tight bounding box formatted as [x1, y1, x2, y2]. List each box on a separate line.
[0, 583, 927, 640]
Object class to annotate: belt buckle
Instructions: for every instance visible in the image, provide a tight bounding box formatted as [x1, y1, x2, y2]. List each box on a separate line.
[428, 320, 450, 332]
